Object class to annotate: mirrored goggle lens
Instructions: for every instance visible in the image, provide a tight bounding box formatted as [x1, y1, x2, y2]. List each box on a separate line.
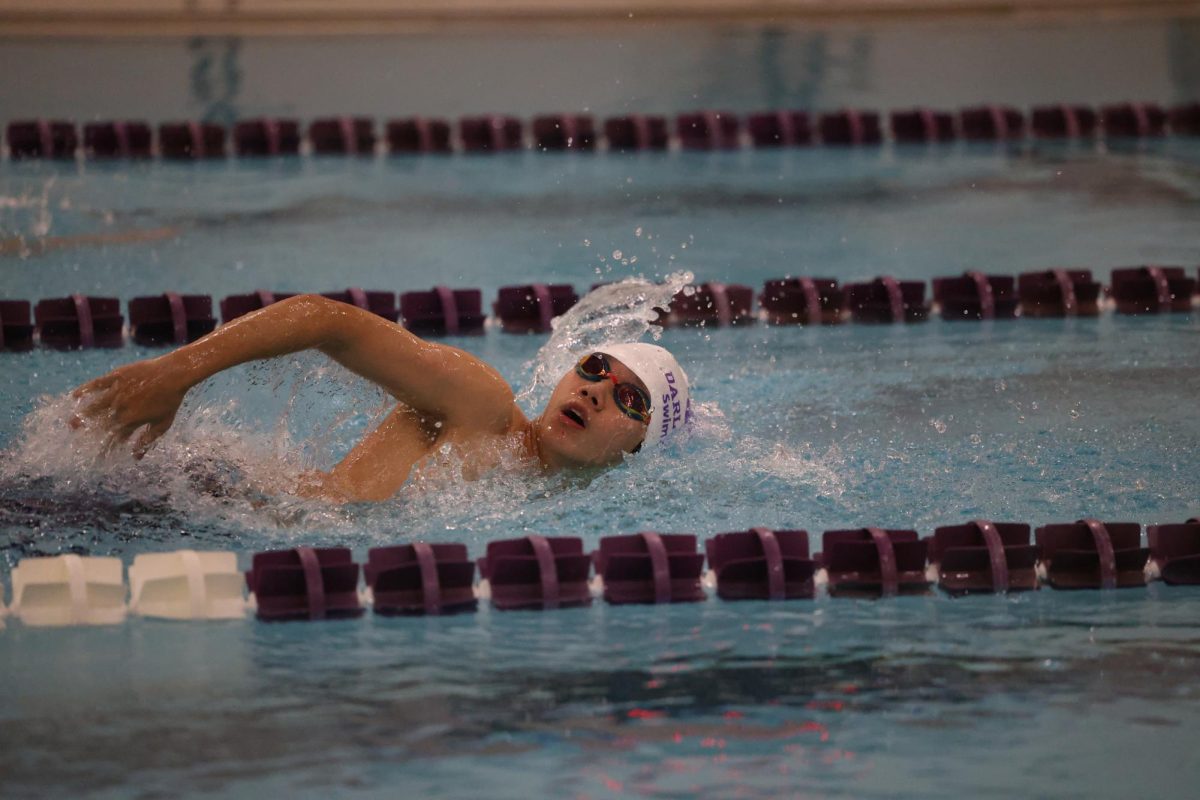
[577, 353, 609, 379]
[616, 384, 651, 417]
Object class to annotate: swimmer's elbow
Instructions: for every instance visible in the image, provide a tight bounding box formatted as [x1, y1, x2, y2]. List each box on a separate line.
[285, 294, 369, 351]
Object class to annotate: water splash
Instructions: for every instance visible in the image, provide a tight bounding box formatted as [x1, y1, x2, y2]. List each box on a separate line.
[0, 177, 57, 257]
[517, 271, 693, 410]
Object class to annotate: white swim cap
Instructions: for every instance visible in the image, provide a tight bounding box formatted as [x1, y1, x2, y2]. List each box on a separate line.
[599, 343, 692, 447]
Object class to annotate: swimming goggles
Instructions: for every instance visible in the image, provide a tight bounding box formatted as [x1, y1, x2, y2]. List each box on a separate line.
[575, 353, 653, 424]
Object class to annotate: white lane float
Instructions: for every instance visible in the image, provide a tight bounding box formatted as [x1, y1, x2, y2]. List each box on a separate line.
[10, 554, 127, 627]
[129, 550, 246, 620]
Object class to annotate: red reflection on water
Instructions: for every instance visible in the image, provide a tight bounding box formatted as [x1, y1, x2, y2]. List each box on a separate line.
[795, 720, 831, 742]
[821, 749, 857, 764]
[627, 708, 666, 720]
[805, 699, 845, 711]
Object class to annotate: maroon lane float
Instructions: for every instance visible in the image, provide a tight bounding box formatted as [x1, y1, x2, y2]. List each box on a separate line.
[459, 116, 523, 152]
[594, 533, 706, 604]
[493, 284, 579, 333]
[820, 528, 931, 598]
[1035, 520, 1148, 590]
[1110, 267, 1196, 314]
[84, 121, 153, 158]
[705, 528, 817, 601]
[759, 278, 844, 325]
[0, 300, 35, 352]
[818, 109, 883, 145]
[1017, 270, 1102, 317]
[1148, 520, 1200, 586]
[386, 117, 453, 154]
[1030, 105, 1098, 139]
[960, 106, 1025, 141]
[932, 272, 1019, 321]
[6, 120, 78, 159]
[532, 114, 596, 151]
[365, 543, 477, 615]
[233, 119, 302, 157]
[658, 283, 755, 327]
[400, 287, 486, 335]
[889, 108, 955, 143]
[309, 117, 376, 155]
[246, 547, 363, 621]
[34, 296, 124, 348]
[845, 277, 929, 323]
[1101, 103, 1167, 138]
[478, 536, 592, 610]
[927, 521, 1038, 594]
[676, 111, 741, 150]
[603, 115, 670, 151]
[159, 122, 226, 159]
[746, 110, 813, 147]
[1168, 103, 1200, 136]
[128, 293, 217, 346]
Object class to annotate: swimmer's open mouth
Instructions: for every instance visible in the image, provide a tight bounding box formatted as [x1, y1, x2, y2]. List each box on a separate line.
[561, 404, 587, 429]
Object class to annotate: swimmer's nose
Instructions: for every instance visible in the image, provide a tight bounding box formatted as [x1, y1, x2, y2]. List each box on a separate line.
[580, 387, 604, 410]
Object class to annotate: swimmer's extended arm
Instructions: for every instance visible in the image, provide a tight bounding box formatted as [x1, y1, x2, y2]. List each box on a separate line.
[74, 294, 514, 452]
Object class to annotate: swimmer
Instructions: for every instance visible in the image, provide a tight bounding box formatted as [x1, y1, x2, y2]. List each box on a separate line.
[71, 294, 691, 502]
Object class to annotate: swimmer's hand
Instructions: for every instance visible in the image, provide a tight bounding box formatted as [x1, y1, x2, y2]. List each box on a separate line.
[72, 356, 188, 457]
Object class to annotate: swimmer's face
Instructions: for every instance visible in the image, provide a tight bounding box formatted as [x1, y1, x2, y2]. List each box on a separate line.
[535, 356, 651, 470]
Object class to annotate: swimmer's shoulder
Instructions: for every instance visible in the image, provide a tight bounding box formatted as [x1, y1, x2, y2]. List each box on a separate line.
[419, 342, 515, 431]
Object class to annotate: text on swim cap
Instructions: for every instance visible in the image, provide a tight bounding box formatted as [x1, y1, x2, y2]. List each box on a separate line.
[660, 371, 683, 440]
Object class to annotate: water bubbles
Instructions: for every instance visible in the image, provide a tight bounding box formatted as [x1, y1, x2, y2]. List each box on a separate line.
[1069, 408, 1081, 420]
[930, 419, 948, 434]
[582, 239, 591, 247]
[612, 249, 623, 260]
[634, 226, 643, 237]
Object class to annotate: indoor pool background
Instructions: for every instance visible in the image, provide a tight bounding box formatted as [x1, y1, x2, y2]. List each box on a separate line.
[2, 15, 1200, 800]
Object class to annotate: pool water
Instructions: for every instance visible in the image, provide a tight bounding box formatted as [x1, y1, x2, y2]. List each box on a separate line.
[4, 21, 1200, 798]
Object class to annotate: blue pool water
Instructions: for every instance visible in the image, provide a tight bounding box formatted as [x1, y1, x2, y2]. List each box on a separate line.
[4, 19, 1200, 800]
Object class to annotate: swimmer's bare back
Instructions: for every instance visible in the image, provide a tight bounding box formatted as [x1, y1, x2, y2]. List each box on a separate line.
[73, 295, 535, 502]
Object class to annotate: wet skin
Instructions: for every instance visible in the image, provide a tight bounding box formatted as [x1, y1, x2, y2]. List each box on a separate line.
[72, 295, 649, 502]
